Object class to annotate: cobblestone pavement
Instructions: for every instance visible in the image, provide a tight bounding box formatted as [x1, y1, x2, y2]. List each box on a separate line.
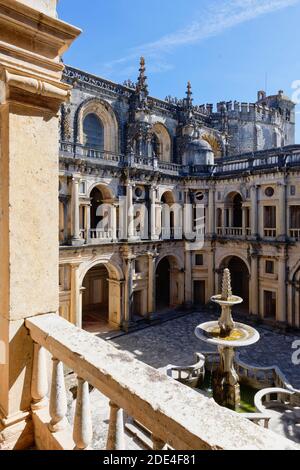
[110, 311, 300, 389]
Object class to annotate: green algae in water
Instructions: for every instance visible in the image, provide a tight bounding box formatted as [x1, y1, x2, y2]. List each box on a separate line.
[201, 372, 256, 414]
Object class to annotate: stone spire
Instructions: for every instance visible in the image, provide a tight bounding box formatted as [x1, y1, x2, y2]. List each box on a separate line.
[181, 81, 195, 128]
[221, 269, 233, 301]
[136, 57, 148, 95]
[186, 81, 193, 107]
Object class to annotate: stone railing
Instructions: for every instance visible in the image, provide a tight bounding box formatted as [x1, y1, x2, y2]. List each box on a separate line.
[89, 229, 114, 243]
[166, 354, 206, 389]
[264, 229, 277, 238]
[254, 388, 300, 414]
[25, 314, 296, 450]
[60, 142, 124, 166]
[290, 229, 300, 241]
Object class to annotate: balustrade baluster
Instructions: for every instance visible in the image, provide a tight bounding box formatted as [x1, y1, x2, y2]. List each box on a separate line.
[31, 343, 49, 410]
[73, 378, 93, 450]
[49, 358, 68, 432]
[106, 402, 126, 450]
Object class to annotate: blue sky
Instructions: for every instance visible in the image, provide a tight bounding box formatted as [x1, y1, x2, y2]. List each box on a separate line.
[58, 0, 300, 142]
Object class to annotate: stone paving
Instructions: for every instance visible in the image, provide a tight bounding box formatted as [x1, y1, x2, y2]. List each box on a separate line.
[110, 310, 300, 390]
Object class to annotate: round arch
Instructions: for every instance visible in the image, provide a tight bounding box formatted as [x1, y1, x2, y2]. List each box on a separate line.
[201, 133, 223, 158]
[88, 182, 115, 201]
[152, 123, 172, 162]
[79, 257, 124, 286]
[80, 258, 124, 332]
[224, 191, 244, 229]
[218, 255, 250, 313]
[76, 98, 119, 154]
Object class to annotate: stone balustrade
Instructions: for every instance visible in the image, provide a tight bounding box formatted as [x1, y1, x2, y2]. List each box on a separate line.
[25, 314, 296, 450]
[254, 388, 300, 414]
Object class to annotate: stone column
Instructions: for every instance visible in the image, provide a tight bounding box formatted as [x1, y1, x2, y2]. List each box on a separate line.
[207, 248, 215, 299]
[208, 188, 216, 236]
[184, 247, 193, 307]
[123, 254, 135, 331]
[250, 185, 259, 238]
[150, 186, 158, 240]
[72, 176, 83, 246]
[242, 206, 247, 237]
[111, 204, 118, 241]
[250, 253, 259, 317]
[278, 254, 287, 323]
[0, 1, 80, 449]
[70, 264, 81, 328]
[127, 183, 135, 240]
[277, 182, 287, 241]
[147, 252, 158, 318]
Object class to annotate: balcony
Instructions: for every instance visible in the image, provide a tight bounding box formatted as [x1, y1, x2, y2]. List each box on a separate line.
[290, 229, 300, 241]
[216, 227, 249, 238]
[24, 314, 295, 450]
[264, 229, 277, 238]
[60, 142, 124, 167]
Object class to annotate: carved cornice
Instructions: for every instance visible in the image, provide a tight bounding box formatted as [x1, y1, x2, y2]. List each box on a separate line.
[0, 0, 81, 111]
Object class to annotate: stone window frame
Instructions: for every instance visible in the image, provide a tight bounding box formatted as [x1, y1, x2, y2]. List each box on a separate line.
[77, 99, 119, 154]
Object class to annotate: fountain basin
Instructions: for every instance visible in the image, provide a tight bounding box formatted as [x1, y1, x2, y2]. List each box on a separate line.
[211, 294, 243, 307]
[195, 321, 260, 348]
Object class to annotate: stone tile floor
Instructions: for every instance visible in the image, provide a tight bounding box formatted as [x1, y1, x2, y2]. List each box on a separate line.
[110, 310, 300, 389]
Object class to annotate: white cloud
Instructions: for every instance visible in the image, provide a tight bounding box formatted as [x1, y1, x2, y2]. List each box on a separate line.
[102, 0, 299, 78]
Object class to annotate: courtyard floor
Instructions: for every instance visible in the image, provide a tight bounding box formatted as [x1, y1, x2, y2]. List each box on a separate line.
[110, 310, 300, 390]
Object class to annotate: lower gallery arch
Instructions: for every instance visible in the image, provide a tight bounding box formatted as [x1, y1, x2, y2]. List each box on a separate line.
[155, 255, 184, 312]
[81, 261, 122, 332]
[219, 255, 250, 314]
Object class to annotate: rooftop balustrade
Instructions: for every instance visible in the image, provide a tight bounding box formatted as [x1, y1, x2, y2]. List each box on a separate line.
[60, 142, 300, 177]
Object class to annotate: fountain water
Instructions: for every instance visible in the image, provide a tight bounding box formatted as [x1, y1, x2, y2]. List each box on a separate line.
[195, 269, 260, 410]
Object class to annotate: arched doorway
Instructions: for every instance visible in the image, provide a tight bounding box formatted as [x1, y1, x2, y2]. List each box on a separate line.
[225, 192, 243, 229]
[89, 184, 115, 241]
[82, 265, 109, 332]
[156, 258, 171, 311]
[219, 256, 250, 313]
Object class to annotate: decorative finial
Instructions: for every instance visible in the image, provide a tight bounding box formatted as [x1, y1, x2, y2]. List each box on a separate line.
[221, 269, 232, 301]
[186, 81, 192, 100]
[136, 56, 148, 92]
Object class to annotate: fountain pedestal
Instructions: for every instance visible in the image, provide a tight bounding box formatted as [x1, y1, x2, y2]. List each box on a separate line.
[195, 269, 260, 411]
[212, 346, 240, 410]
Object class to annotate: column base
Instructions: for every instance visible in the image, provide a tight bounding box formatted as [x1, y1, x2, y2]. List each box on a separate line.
[71, 238, 85, 247]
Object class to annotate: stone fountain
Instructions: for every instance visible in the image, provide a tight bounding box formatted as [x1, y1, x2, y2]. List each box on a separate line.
[195, 269, 260, 410]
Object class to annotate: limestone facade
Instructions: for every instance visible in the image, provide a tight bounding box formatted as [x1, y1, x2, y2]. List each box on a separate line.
[58, 62, 300, 331]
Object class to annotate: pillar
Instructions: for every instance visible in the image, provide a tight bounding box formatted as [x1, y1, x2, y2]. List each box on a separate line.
[184, 248, 193, 307]
[111, 204, 118, 241]
[127, 183, 135, 240]
[0, 0, 80, 449]
[70, 264, 81, 328]
[278, 255, 287, 323]
[250, 185, 259, 238]
[150, 186, 158, 240]
[277, 182, 287, 241]
[250, 253, 259, 317]
[72, 176, 83, 246]
[208, 188, 216, 236]
[147, 252, 158, 318]
[123, 255, 135, 330]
